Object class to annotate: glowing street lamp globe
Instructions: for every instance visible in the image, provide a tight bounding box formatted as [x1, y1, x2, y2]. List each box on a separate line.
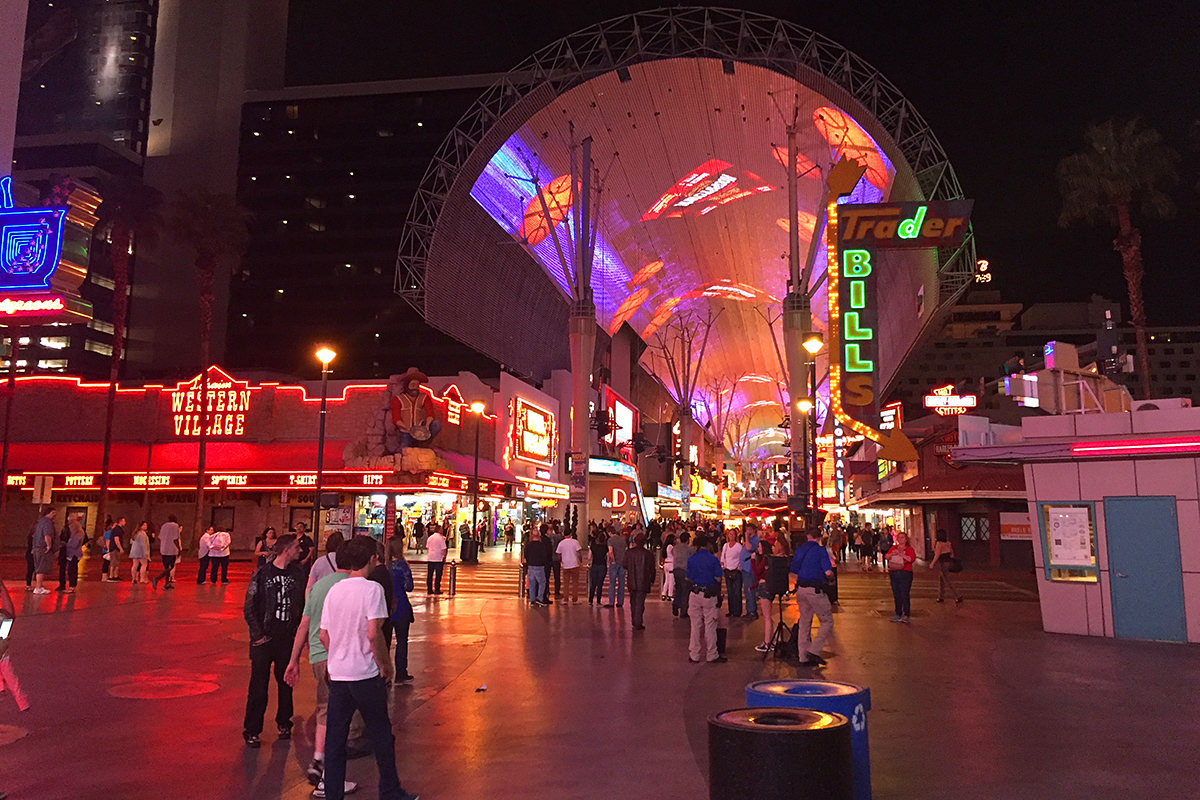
[315, 346, 337, 365]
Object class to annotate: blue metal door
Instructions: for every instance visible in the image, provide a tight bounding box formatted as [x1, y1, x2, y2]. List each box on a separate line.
[1103, 496, 1186, 642]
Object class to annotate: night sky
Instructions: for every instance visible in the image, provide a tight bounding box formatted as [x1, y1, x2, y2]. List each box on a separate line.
[288, 0, 1200, 325]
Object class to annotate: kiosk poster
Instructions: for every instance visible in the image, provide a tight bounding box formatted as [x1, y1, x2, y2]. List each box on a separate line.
[1046, 506, 1094, 566]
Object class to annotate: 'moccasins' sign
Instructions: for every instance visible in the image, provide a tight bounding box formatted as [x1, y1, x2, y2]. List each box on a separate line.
[169, 367, 252, 437]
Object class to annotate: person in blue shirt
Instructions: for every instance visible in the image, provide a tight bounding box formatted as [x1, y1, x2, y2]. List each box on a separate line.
[685, 536, 726, 664]
[788, 526, 834, 666]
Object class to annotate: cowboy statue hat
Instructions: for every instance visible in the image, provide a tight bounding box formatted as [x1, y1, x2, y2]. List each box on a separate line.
[394, 366, 428, 385]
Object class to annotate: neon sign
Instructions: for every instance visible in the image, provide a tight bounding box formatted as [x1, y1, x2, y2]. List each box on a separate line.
[0, 177, 68, 292]
[169, 367, 252, 438]
[511, 397, 557, 468]
[0, 295, 65, 315]
[839, 201, 973, 249]
[829, 192, 973, 462]
[923, 384, 978, 416]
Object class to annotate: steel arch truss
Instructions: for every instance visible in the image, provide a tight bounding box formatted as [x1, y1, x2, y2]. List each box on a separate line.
[395, 6, 977, 314]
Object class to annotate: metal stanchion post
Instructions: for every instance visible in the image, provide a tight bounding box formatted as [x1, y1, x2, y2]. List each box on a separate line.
[448, 559, 457, 598]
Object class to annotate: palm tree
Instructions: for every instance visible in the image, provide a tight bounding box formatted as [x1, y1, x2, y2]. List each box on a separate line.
[93, 178, 164, 541]
[168, 190, 251, 538]
[1057, 119, 1179, 400]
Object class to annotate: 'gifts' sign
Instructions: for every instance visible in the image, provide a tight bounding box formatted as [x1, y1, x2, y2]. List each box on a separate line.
[169, 367, 253, 437]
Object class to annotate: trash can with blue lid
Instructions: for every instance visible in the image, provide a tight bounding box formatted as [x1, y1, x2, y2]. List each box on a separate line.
[746, 680, 871, 800]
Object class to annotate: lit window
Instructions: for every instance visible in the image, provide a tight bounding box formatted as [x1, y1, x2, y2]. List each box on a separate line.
[17, 337, 29, 345]
[37, 359, 69, 370]
[87, 318, 115, 335]
[307, 222, 326, 232]
[85, 340, 113, 357]
[39, 337, 70, 350]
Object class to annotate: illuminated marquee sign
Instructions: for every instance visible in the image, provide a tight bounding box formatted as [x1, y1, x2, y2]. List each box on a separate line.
[0, 177, 67, 292]
[879, 401, 903, 432]
[923, 384, 978, 416]
[525, 479, 569, 500]
[829, 195, 973, 461]
[169, 366, 253, 438]
[511, 397, 557, 468]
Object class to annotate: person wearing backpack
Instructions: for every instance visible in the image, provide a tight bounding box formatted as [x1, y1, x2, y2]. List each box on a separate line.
[788, 527, 834, 666]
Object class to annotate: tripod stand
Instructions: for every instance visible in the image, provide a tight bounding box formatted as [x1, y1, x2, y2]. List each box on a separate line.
[761, 590, 794, 661]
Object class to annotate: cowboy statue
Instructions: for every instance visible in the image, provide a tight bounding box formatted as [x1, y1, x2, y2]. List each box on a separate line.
[385, 367, 442, 452]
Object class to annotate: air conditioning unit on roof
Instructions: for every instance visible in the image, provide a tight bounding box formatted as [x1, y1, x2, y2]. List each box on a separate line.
[1133, 398, 1193, 411]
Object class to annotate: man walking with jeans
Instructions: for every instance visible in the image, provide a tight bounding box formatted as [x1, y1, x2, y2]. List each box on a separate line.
[319, 536, 418, 800]
[604, 528, 627, 608]
[424, 524, 446, 595]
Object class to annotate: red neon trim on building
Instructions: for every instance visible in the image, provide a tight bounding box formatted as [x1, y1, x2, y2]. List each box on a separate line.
[1070, 437, 1200, 457]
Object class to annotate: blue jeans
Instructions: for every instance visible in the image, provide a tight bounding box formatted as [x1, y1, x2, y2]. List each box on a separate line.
[324, 675, 408, 800]
[741, 567, 756, 614]
[890, 570, 914, 617]
[527, 565, 546, 602]
[588, 563, 607, 603]
[426, 561, 444, 593]
[607, 564, 626, 605]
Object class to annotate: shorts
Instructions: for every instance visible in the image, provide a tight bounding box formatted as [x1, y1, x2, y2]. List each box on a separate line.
[312, 660, 330, 725]
[33, 550, 54, 575]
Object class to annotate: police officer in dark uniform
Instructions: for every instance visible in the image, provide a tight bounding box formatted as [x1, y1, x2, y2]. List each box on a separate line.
[789, 526, 835, 666]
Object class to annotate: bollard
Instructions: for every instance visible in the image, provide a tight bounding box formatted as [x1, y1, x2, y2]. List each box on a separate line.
[447, 560, 457, 598]
[518, 563, 527, 598]
[708, 707, 853, 800]
[745, 680, 872, 800]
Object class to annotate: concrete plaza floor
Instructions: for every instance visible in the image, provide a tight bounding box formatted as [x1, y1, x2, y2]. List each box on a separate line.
[0, 557, 1196, 800]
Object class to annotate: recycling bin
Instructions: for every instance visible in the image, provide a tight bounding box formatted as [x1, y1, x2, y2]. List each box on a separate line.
[745, 679, 872, 800]
[708, 707, 853, 800]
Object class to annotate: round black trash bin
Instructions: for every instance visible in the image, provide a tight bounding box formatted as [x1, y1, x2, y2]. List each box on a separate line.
[459, 538, 478, 563]
[708, 707, 853, 800]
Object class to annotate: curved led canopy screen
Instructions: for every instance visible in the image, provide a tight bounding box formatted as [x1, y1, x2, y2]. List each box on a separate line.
[458, 58, 936, 446]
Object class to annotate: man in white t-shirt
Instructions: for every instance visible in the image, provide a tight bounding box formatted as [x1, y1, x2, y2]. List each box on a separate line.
[319, 536, 418, 800]
[424, 525, 447, 595]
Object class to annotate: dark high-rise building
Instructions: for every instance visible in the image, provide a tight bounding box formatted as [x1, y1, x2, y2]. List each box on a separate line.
[17, 0, 157, 156]
[228, 78, 502, 378]
[4, 0, 159, 378]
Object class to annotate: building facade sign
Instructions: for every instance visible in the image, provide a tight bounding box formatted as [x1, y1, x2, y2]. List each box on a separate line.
[169, 366, 254, 438]
[511, 397, 557, 468]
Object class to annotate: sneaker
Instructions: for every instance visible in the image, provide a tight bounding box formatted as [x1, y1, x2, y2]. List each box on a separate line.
[306, 758, 323, 785]
[278, 724, 292, 740]
[889, 615, 902, 622]
[708, 656, 728, 663]
[313, 779, 358, 798]
[32, 587, 50, 595]
[397, 673, 415, 683]
[900, 616, 911, 624]
[754, 643, 770, 653]
[243, 733, 260, 748]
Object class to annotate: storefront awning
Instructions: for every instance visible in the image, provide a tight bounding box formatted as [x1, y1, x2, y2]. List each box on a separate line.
[434, 449, 521, 486]
[4, 440, 349, 474]
[858, 470, 1026, 507]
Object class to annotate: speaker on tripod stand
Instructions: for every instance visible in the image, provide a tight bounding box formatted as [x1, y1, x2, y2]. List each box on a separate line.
[762, 555, 794, 660]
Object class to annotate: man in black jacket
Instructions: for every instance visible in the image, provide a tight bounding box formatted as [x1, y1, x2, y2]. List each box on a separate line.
[623, 533, 656, 630]
[242, 534, 305, 747]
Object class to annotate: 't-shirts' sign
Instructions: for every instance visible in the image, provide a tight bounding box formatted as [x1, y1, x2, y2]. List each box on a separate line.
[169, 366, 253, 437]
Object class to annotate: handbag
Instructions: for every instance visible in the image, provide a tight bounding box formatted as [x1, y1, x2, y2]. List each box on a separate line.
[948, 556, 964, 573]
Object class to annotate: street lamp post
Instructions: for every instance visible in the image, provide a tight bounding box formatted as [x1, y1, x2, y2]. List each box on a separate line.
[801, 333, 824, 519]
[469, 401, 486, 556]
[313, 346, 336, 534]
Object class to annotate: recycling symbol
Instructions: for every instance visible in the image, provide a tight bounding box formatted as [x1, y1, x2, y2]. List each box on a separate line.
[851, 703, 866, 732]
